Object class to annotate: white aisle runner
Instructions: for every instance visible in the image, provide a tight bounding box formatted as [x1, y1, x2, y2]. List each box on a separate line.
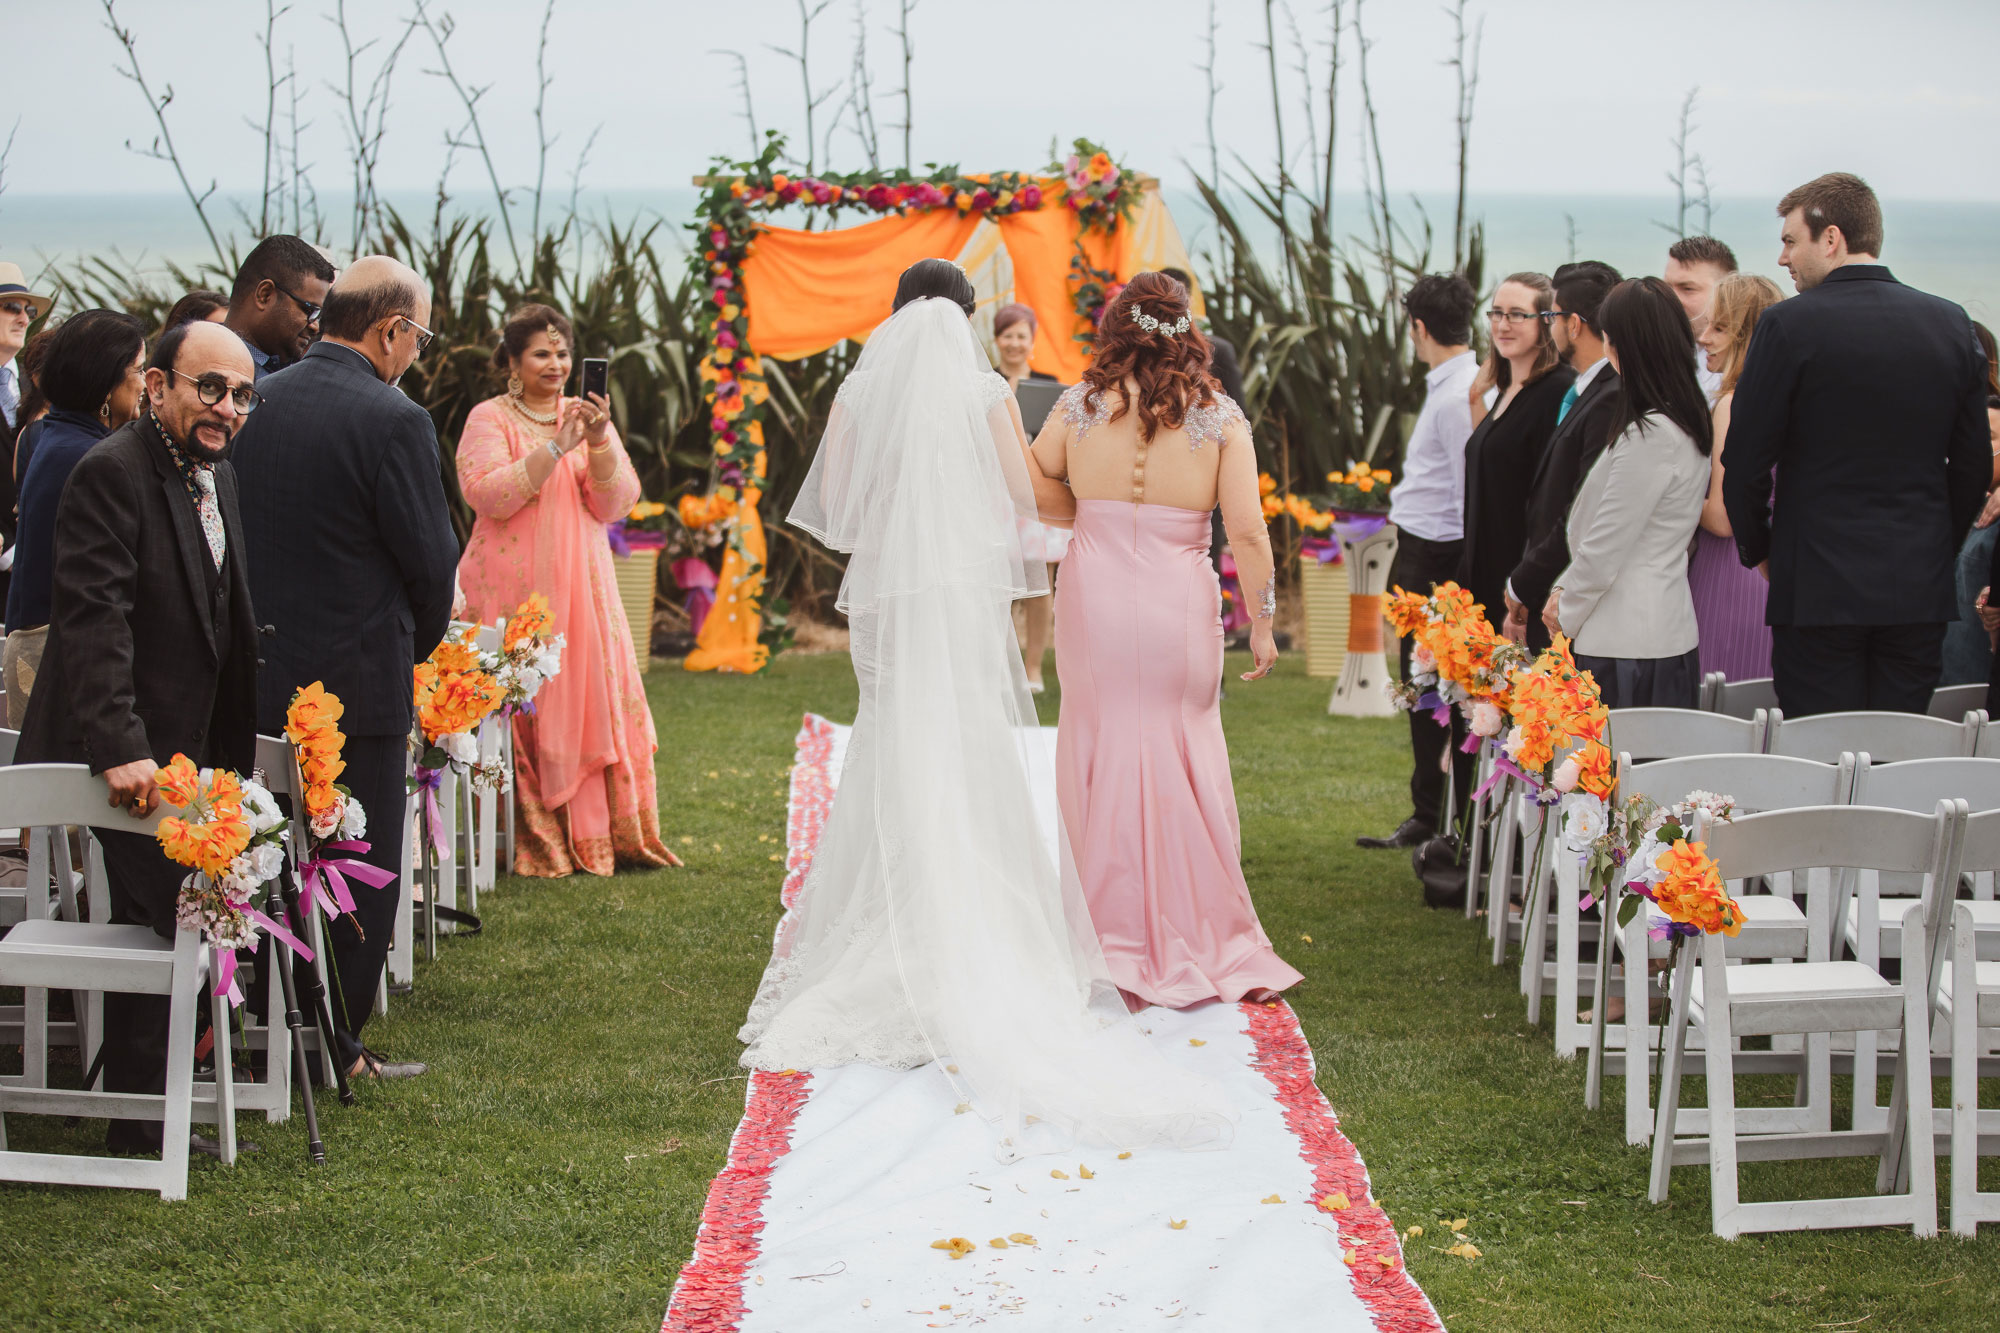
[663, 716, 1441, 1333]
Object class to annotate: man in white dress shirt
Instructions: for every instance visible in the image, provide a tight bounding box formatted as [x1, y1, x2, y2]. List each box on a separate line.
[1664, 236, 1737, 400]
[1359, 274, 1479, 851]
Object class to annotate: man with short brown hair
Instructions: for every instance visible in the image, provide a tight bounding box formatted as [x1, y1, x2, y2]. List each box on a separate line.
[1665, 236, 1737, 398]
[1722, 173, 1989, 716]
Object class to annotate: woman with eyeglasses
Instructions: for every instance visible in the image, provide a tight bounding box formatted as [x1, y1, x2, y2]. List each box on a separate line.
[1455, 272, 1573, 620]
[3, 308, 148, 725]
[454, 303, 681, 879]
[1542, 278, 1714, 709]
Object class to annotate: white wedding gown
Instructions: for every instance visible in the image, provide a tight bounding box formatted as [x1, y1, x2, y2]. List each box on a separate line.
[737, 297, 1232, 1159]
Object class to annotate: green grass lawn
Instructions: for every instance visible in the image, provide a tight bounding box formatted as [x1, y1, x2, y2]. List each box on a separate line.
[3, 649, 1996, 1331]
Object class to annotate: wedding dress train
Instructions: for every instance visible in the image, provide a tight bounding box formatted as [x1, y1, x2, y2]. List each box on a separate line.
[736, 297, 1232, 1158]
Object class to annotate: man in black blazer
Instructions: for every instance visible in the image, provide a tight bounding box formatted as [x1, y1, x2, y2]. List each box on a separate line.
[1723, 174, 1990, 716]
[1504, 262, 1623, 652]
[16, 321, 261, 1154]
[232, 255, 459, 1083]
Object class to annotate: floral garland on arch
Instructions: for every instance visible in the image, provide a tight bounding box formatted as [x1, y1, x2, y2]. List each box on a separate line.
[152, 755, 299, 1007]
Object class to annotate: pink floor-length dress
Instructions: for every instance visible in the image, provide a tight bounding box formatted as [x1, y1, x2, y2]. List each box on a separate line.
[1054, 498, 1304, 1008]
[456, 397, 679, 878]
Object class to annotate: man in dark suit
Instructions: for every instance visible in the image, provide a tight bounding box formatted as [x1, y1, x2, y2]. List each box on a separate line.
[1504, 262, 1624, 652]
[16, 320, 261, 1154]
[223, 235, 335, 381]
[232, 255, 459, 1083]
[1723, 173, 1990, 716]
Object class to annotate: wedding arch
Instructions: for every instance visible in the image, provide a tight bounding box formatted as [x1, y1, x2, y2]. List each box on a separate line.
[681, 138, 1198, 675]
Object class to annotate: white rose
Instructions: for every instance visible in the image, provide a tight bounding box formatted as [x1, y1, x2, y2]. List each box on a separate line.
[1470, 701, 1503, 737]
[1551, 757, 1581, 794]
[1631, 832, 1668, 884]
[340, 796, 368, 841]
[515, 666, 544, 698]
[249, 840, 287, 883]
[1561, 792, 1607, 851]
[441, 730, 478, 766]
[240, 780, 284, 834]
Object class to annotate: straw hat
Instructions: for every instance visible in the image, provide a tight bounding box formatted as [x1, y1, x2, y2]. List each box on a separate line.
[0, 262, 55, 316]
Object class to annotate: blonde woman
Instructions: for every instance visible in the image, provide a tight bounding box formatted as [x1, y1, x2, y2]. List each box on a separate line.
[1689, 273, 1785, 681]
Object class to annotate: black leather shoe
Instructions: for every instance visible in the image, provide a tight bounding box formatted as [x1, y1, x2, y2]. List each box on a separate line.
[1356, 817, 1433, 850]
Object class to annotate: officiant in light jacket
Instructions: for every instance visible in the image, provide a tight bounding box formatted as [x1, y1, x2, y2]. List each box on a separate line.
[1543, 278, 1712, 710]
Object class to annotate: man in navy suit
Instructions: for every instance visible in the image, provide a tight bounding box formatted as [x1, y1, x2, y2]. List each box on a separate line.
[1723, 173, 1989, 716]
[232, 255, 459, 1082]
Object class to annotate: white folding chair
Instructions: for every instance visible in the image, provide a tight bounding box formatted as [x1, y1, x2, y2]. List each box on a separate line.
[1649, 802, 1960, 1239]
[0, 765, 239, 1199]
[1928, 683, 1987, 722]
[1764, 708, 1977, 763]
[1843, 755, 2000, 1133]
[1591, 752, 1853, 1144]
[382, 757, 418, 1012]
[1941, 891, 2000, 1235]
[1709, 676, 1780, 720]
[1607, 708, 1770, 761]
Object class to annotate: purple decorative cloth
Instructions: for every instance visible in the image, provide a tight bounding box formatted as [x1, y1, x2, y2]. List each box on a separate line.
[1688, 527, 1772, 681]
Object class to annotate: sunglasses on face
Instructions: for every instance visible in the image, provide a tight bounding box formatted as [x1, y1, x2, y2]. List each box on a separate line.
[1486, 308, 1538, 326]
[274, 284, 321, 323]
[174, 369, 262, 415]
[0, 300, 38, 320]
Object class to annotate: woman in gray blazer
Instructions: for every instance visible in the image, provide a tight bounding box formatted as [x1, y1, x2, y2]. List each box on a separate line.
[1542, 278, 1716, 709]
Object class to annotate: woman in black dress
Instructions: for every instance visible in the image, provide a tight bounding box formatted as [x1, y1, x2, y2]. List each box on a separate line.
[1457, 272, 1574, 623]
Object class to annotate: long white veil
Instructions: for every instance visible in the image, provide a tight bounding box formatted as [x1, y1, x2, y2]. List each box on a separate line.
[740, 296, 1233, 1158]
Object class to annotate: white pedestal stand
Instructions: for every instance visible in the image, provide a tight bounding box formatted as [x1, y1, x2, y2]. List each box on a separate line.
[1327, 521, 1400, 717]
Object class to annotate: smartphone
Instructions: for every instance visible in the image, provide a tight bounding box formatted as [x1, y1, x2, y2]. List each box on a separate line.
[580, 357, 609, 401]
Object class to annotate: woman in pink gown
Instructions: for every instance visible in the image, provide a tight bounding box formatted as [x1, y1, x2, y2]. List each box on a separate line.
[1031, 273, 1302, 1008]
[456, 303, 679, 878]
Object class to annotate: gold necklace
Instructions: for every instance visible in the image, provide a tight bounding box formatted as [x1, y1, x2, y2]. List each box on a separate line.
[507, 390, 560, 427]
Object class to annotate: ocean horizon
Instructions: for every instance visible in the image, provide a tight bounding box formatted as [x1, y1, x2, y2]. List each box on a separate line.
[7, 187, 1998, 325]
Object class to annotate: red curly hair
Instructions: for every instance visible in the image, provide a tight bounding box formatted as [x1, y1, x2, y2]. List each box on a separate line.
[1079, 271, 1218, 443]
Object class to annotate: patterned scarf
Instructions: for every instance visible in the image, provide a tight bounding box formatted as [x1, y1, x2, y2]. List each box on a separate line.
[149, 411, 225, 571]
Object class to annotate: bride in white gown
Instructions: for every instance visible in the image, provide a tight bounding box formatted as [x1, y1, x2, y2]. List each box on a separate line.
[737, 260, 1233, 1159]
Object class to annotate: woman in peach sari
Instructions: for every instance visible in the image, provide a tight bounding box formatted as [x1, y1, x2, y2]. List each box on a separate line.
[456, 303, 680, 877]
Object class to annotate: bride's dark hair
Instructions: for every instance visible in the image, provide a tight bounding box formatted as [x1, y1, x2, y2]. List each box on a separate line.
[1081, 270, 1217, 443]
[892, 258, 976, 317]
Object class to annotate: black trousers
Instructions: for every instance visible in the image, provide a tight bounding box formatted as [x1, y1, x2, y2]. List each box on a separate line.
[1771, 622, 1945, 718]
[1391, 532, 1475, 829]
[321, 733, 409, 1068]
[93, 827, 186, 1154]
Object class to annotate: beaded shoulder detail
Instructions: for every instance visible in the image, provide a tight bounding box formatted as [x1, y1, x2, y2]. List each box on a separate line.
[976, 371, 1012, 414]
[1055, 382, 1113, 441]
[1183, 394, 1248, 451]
[833, 368, 873, 407]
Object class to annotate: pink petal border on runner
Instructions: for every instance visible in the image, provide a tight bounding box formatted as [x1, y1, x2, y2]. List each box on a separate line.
[1242, 999, 1445, 1332]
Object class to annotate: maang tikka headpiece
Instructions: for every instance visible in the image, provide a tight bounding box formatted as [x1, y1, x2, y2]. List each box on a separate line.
[1129, 305, 1192, 337]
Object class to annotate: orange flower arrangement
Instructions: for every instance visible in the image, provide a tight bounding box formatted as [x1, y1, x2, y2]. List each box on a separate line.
[413, 627, 504, 747]
[286, 681, 365, 837]
[503, 592, 554, 653]
[1648, 839, 1744, 937]
[1572, 739, 1616, 800]
[154, 755, 252, 879]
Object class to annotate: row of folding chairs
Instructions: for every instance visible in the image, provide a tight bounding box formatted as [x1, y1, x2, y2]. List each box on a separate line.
[1702, 673, 1990, 727]
[1631, 799, 1998, 1239]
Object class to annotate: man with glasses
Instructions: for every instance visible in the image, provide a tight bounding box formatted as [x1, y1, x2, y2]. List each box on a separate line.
[223, 235, 335, 380]
[233, 254, 458, 1085]
[1504, 261, 1623, 651]
[15, 320, 263, 1157]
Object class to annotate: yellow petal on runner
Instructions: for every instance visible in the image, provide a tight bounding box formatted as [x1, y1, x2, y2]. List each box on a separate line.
[1007, 1232, 1036, 1245]
[1319, 1192, 1352, 1212]
[1168, 1218, 1188, 1230]
[1078, 1165, 1094, 1179]
[1050, 1169, 1069, 1180]
[989, 1238, 1008, 1249]
[1117, 1151, 1133, 1160]
[953, 1102, 971, 1115]
[1376, 1255, 1399, 1270]
[1260, 1194, 1283, 1205]
[928, 1237, 975, 1260]
[1188, 1039, 1206, 1047]
[1341, 1248, 1355, 1266]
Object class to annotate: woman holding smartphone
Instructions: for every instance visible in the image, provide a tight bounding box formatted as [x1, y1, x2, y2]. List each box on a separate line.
[456, 302, 679, 878]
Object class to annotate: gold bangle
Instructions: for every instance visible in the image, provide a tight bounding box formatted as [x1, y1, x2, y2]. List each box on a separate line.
[587, 441, 613, 455]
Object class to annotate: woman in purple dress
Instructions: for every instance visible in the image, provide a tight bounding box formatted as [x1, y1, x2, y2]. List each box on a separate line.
[1688, 273, 1785, 682]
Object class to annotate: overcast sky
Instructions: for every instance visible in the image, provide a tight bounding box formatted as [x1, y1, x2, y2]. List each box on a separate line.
[9, 0, 1999, 207]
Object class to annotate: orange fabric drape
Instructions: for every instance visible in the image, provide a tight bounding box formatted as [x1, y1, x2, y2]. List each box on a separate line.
[994, 205, 1129, 384]
[684, 486, 770, 674]
[741, 209, 986, 361]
